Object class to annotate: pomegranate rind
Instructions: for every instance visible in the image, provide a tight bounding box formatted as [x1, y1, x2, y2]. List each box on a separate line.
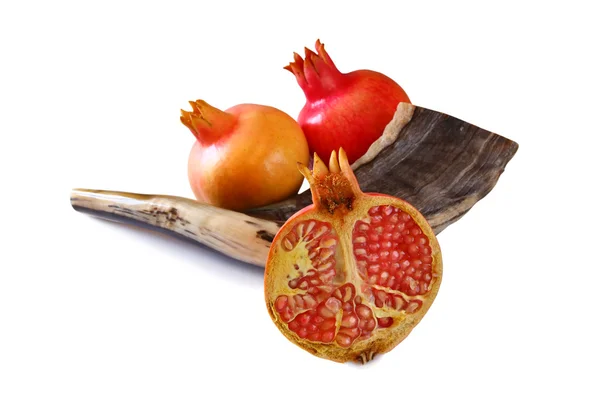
[264, 193, 442, 363]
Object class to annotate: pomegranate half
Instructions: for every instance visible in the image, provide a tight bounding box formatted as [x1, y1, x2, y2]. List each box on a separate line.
[264, 149, 442, 363]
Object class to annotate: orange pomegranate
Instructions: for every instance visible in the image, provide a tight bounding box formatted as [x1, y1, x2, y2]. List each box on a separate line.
[264, 149, 442, 363]
[181, 100, 309, 211]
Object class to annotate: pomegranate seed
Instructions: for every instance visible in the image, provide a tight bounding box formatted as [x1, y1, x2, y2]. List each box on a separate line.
[341, 314, 358, 328]
[365, 318, 376, 331]
[325, 297, 342, 313]
[336, 334, 353, 348]
[408, 244, 420, 256]
[275, 296, 288, 311]
[308, 332, 320, 341]
[320, 319, 336, 331]
[297, 327, 308, 338]
[321, 330, 335, 343]
[377, 317, 394, 328]
[368, 243, 380, 252]
[368, 264, 380, 275]
[369, 206, 381, 215]
[356, 304, 372, 319]
[298, 314, 311, 326]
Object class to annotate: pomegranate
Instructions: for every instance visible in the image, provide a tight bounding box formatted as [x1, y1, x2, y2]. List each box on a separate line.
[285, 40, 411, 164]
[181, 100, 309, 211]
[264, 149, 442, 363]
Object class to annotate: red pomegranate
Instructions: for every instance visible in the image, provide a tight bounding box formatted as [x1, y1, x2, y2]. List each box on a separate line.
[285, 40, 411, 164]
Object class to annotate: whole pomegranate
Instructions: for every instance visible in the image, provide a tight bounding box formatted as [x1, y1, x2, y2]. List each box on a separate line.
[264, 149, 442, 363]
[285, 40, 411, 164]
[181, 100, 309, 211]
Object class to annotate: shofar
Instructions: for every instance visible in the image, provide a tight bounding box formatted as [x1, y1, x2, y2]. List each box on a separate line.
[71, 103, 519, 267]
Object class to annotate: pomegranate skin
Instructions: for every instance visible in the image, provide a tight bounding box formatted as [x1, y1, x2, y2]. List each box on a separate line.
[286, 40, 411, 164]
[182, 101, 309, 211]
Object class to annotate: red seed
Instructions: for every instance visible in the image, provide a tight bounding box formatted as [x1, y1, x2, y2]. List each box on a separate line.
[336, 334, 352, 348]
[365, 318, 376, 331]
[297, 327, 308, 338]
[341, 314, 358, 328]
[308, 332, 321, 341]
[371, 215, 383, 224]
[321, 330, 335, 343]
[369, 206, 381, 215]
[408, 244, 420, 256]
[298, 314, 311, 326]
[320, 319, 336, 331]
[377, 317, 394, 328]
[388, 276, 396, 289]
[275, 296, 288, 311]
[356, 304, 372, 319]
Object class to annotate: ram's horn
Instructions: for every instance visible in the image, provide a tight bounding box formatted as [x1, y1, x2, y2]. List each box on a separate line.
[71, 103, 518, 266]
[70, 189, 279, 267]
[247, 103, 518, 232]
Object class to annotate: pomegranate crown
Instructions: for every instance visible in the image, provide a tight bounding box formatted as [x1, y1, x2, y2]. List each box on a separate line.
[284, 39, 344, 100]
[297, 149, 362, 214]
[180, 100, 236, 145]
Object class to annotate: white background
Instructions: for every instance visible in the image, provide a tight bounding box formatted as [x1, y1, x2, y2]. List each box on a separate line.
[1, 1, 599, 393]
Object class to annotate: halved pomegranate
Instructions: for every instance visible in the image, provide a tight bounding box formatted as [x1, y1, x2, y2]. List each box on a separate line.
[264, 149, 443, 363]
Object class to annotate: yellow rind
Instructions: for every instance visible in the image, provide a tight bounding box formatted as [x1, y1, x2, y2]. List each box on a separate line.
[264, 193, 443, 364]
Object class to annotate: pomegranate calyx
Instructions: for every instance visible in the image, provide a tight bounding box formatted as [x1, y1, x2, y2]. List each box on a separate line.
[357, 350, 376, 365]
[298, 149, 361, 215]
[284, 39, 344, 100]
[180, 100, 236, 145]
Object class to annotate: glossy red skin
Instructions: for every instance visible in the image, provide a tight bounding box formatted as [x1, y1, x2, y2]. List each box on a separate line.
[298, 70, 410, 164]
